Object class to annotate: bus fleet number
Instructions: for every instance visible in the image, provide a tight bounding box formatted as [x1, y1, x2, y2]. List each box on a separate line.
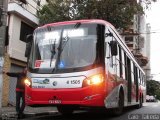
[66, 80, 80, 84]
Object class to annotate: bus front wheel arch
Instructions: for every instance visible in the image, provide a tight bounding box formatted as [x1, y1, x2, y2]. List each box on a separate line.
[113, 89, 124, 116]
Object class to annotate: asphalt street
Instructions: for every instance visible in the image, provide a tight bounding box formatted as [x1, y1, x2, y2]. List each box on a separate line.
[21, 102, 160, 120]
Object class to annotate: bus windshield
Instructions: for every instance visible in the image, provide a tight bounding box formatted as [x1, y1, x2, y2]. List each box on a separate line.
[29, 23, 101, 73]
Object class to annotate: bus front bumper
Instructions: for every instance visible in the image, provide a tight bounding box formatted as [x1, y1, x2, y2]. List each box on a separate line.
[25, 86, 105, 107]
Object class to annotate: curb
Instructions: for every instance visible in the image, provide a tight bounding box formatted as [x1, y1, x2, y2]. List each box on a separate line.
[1, 111, 58, 119]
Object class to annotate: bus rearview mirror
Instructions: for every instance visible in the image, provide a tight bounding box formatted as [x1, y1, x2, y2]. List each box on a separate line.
[26, 34, 33, 43]
[110, 41, 118, 56]
[25, 42, 32, 58]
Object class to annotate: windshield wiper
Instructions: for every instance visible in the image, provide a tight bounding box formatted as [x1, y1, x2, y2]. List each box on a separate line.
[54, 29, 64, 72]
[54, 22, 81, 72]
[57, 22, 81, 54]
[50, 39, 56, 67]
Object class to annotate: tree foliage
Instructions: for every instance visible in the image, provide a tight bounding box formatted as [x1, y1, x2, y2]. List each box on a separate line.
[37, 0, 155, 30]
[147, 80, 160, 100]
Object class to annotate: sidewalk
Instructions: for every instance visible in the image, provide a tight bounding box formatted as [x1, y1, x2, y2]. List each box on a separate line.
[1, 106, 58, 119]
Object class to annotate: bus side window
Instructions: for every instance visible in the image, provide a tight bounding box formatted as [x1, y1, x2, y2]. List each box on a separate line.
[138, 70, 141, 84]
[105, 28, 112, 59]
[105, 28, 114, 68]
[140, 71, 142, 85]
[110, 37, 117, 68]
[105, 42, 110, 58]
[121, 50, 126, 79]
[144, 75, 146, 86]
[134, 65, 138, 84]
[141, 72, 144, 86]
[142, 75, 144, 85]
[118, 45, 123, 78]
[131, 61, 134, 83]
[124, 52, 128, 80]
[115, 44, 120, 77]
[104, 41, 106, 58]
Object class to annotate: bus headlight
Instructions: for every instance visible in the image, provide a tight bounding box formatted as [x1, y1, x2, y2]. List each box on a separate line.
[83, 73, 104, 87]
[24, 78, 31, 87]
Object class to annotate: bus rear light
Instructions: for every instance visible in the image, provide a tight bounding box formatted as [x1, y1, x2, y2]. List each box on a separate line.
[24, 78, 31, 87]
[82, 73, 104, 87]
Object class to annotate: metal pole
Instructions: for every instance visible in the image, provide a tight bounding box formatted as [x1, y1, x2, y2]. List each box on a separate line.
[0, 0, 8, 114]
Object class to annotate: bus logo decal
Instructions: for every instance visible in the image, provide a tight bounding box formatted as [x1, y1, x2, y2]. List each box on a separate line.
[33, 78, 50, 84]
[53, 81, 57, 86]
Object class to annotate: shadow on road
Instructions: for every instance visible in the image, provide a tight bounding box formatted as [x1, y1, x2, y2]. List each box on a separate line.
[24, 105, 143, 120]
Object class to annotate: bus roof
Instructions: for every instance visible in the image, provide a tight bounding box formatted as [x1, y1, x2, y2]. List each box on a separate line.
[37, 19, 115, 30]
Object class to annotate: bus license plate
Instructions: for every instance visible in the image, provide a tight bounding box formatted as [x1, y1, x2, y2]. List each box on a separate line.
[49, 100, 62, 104]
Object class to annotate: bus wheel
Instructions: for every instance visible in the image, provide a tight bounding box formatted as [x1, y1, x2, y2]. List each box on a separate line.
[113, 92, 124, 116]
[57, 106, 74, 115]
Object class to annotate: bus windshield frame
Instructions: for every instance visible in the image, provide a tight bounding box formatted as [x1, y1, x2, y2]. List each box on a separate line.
[28, 23, 105, 74]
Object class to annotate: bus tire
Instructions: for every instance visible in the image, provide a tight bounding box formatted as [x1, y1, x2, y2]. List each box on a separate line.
[113, 91, 124, 116]
[57, 106, 74, 115]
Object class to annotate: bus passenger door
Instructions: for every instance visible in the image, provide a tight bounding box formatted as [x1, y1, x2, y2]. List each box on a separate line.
[105, 28, 117, 92]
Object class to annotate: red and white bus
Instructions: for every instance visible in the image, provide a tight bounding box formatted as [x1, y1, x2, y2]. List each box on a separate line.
[24, 19, 146, 115]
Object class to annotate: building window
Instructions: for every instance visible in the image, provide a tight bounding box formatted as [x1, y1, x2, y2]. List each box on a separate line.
[125, 36, 134, 48]
[20, 22, 34, 42]
[125, 36, 133, 42]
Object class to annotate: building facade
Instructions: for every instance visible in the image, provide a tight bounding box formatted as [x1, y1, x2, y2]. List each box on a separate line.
[121, 0, 151, 81]
[143, 23, 151, 81]
[2, 0, 47, 106]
